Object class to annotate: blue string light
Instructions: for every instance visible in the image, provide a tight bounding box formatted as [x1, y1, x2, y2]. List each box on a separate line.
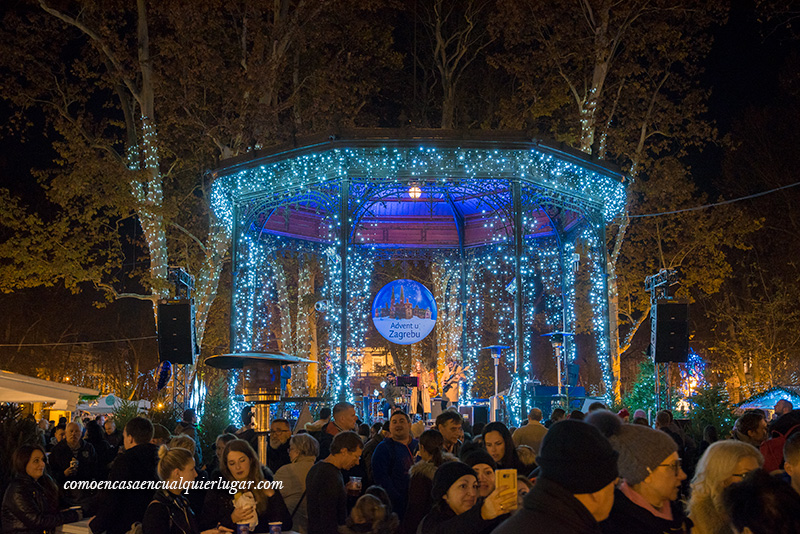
[213, 142, 626, 418]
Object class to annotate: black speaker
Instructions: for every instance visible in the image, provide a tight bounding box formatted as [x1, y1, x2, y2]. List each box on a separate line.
[567, 363, 580, 387]
[458, 405, 489, 426]
[652, 301, 689, 363]
[157, 299, 196, 364]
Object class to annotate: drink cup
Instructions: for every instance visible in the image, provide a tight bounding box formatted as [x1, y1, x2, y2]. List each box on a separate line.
[347, 476, 362, 496]
[235, 523, 250, 534]
[268, 522, 282, 534]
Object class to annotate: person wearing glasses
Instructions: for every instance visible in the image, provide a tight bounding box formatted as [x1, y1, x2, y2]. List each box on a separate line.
[686, 440, 764, 534]
[266, 419, 293, 474]
[586, 410, 691, 533]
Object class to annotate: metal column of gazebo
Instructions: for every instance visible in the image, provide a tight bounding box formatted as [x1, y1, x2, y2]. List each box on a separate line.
[211, 130, 626, 423]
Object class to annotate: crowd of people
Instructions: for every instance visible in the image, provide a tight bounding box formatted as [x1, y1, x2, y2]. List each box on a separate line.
[4, 399, 800, 534]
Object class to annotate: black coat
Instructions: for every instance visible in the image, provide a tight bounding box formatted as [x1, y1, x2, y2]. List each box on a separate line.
[600, 488, 691, 534]
[492, 477, 601, 534]
[401, 459, 437, 534]
[142, 490, 199, 534]
[48, 439, 99, 508]
[417, 500, 506, 534]
[1, 474, 81, 534]
[89, 442, 160, 534]
[266, 441, 291, 475]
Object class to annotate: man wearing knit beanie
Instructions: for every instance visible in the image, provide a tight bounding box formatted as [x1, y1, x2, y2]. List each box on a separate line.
[585, 410, 690, 534]
[493, 420, 619, 534]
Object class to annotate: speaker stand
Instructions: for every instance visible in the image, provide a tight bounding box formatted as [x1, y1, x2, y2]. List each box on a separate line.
[172, 364, 188, 421]
[654, 362, 672, 412]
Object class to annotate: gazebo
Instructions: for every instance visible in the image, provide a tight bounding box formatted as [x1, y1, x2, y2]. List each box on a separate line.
[211, 130, 627, 422]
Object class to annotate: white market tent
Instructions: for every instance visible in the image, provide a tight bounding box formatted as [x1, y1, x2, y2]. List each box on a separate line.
[0, 369, 98, 410]
[76, 394, 150, 415]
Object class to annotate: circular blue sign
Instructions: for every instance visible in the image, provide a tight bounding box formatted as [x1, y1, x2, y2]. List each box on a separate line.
[372, 279, 437, 345]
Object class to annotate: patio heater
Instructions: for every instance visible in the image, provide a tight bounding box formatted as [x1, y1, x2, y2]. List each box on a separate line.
[541, 332, 574, 399]
[205, 347, 313, 464]
[482, 345, 509, 422]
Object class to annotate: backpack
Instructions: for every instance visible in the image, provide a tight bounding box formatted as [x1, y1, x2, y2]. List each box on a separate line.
[760, 423, 800, 472]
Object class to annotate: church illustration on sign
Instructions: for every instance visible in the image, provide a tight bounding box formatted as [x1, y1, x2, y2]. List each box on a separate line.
[375, 285, 433, 320]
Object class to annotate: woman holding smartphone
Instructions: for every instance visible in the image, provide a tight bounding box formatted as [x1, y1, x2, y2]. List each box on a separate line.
[417, 461, 516, 534]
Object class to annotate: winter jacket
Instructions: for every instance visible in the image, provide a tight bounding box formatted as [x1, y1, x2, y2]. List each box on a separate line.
[600, 488, 691, 534]
[266, 440, 291, 475]
[317, 421, 348, 460]
[361, 434, 385, 485]
[686, 493, 733, 534]
[417, 500, 506, 534]
[89, 442, 160, 534]
[371, 438, 418, 520]
[48, 439, 99, 508]
[273, 456, 315, 534]
[1, 474, 80, 534]
[512, 421, 548, 453]
[492, 476, 602, 534]
[400, 454, 457, 534]
[142, 490, 199, 534]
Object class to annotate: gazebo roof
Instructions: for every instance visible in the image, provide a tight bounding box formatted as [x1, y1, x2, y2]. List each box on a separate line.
[211, 129, 627, 249]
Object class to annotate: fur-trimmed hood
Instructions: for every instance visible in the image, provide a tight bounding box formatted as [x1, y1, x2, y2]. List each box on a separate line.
[304, 418, 330, 432]
[688, 493, 733, 534]
[408, 452, 458, 480]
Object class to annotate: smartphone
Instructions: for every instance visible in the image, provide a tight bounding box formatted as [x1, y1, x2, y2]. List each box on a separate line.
[495, 468, 517, 495]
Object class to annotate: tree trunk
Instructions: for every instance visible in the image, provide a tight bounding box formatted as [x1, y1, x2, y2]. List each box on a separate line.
[607, 263, 621, 402]
[441, 82, 456, 129]
[193, 221, 231, 350]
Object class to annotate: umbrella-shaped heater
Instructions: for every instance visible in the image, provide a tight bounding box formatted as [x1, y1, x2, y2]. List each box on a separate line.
[206, 342, 313, 464]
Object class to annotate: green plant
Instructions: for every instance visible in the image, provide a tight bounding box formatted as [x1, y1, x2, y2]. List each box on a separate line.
[197, 373, 232, 464]
[622, 359, 677, 416]
[112, 398, 142, 432]
[149, 405, 176, 435]
[0, 405, 40, 496]
[684, 383, 737, 443]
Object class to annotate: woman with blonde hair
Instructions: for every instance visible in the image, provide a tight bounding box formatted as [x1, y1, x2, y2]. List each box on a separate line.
[200, 439, 292, 532]
[167, 434, 208, 514]
[142, 445, 229, 534]
[686, 440, 764, 534]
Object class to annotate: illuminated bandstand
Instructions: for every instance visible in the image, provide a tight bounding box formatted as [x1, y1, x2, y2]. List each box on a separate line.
[211, 130, 627, 423]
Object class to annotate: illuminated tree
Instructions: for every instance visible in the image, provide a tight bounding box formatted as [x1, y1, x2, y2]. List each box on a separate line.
[490, 0, 738, 400]
[0, 0, 399, 392]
